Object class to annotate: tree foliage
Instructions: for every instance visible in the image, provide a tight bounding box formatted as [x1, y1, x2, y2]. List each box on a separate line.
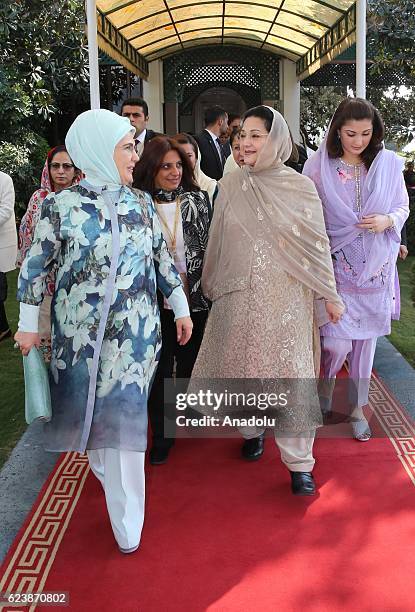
[0, 0, 88, 137]
[300, 87, 344, 149]
[300, 0, 415, 149]
[368, 0, 415, 80]
[0, 1, 131, 209]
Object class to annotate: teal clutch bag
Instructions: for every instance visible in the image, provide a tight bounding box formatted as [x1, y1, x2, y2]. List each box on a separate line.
[23, 347, 52, 425]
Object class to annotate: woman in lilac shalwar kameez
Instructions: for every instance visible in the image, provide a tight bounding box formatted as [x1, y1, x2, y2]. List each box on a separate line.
[303, 98, 409, 441]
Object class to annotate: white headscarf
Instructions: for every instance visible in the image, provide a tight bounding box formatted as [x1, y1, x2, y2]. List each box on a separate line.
[223, 153, 240, 175]
[65, 109, 134, 189]
[202, 106, 343, 312]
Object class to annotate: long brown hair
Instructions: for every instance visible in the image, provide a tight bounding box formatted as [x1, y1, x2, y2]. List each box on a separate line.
[133, 136, 199, 195]
[326, 98, 384, 169]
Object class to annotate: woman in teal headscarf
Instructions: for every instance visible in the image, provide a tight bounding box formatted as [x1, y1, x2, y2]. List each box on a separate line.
[14, 109, 192, 553]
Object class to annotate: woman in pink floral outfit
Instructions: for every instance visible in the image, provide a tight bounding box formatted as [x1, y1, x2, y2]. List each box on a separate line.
[16, 146, 80, 359]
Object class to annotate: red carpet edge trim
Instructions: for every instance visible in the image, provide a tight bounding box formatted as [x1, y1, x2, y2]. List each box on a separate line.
[0, 452, 89, 611]
[1, 375, 415, 609]
[370, 373, 415, 486]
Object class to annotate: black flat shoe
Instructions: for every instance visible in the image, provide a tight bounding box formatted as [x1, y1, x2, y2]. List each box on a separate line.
[290, 471, 316, 496]
[149, 446, 170, 465]
[241, 435, 264, 461]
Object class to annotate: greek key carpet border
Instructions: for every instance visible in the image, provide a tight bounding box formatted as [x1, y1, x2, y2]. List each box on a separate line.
[0, 452, 89, 611]
[370, 374, 415, 486]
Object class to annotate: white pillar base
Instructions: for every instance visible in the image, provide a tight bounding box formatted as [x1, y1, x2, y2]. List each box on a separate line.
[142, 60, 164, 133]
[279, 58, 300, 144]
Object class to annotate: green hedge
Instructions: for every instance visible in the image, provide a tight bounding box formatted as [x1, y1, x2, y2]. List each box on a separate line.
[0, 131, 50, 220]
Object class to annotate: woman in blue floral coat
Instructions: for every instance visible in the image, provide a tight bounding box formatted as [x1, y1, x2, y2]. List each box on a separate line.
[14, 109, 192, 554]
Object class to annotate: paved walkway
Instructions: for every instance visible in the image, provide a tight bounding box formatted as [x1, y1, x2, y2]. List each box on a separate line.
[1, 336, 414, 564]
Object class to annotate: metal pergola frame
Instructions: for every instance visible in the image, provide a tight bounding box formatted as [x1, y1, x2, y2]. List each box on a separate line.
[97, 9, 149, 77]
[86, 0, 367, 109]
[296, 3, 356, 78]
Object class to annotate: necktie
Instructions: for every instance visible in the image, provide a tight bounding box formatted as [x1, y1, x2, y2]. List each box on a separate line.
[135, 139, 144, 160]
[216, 138, 226, 169]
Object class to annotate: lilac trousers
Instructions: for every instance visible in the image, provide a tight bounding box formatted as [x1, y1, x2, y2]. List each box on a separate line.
[320, 336, 377, 409]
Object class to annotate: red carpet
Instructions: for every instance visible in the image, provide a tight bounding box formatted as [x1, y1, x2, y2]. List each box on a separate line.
[2, 374, 415, 612]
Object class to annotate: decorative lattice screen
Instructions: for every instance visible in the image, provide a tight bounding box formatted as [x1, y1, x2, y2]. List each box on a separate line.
[164, 46, 280, 104]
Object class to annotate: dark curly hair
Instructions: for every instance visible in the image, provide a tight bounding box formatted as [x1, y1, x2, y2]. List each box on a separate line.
[172, 132, 199, 159]
[230, 128, 241, 147]
[326, 98, 384, 170]
[133, 136, 199, 195]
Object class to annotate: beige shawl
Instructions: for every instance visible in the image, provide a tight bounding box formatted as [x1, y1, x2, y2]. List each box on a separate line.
[202, 107, 344, 319]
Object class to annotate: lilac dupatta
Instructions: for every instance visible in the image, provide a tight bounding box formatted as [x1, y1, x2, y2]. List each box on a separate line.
[303, 141, 408, 287]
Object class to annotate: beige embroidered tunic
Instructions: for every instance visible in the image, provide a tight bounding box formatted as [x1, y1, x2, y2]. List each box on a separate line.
[192, 223, 322, 433]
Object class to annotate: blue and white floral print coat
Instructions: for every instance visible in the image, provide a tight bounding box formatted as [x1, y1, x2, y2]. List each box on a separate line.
[17, 182, 182, 453]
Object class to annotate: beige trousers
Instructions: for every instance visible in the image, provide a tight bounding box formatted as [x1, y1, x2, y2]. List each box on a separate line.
[240, 425, 315, 472]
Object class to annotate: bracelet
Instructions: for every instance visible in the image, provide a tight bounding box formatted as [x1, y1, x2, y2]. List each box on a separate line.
[387, 214, 395, 229]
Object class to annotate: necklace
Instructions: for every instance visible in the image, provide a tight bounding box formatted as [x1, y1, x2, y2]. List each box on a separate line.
[354, 163, 362, 214]
[339, 157, 363, 169]
[155, 198, 181, 256]
[337, 158, 362, 213]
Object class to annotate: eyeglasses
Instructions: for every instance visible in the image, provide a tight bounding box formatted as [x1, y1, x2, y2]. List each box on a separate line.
[239, 132, 269, 141]
[159, 162, 183, 170]
[50, 163, 74, 171]
[122, 112, 142, 119]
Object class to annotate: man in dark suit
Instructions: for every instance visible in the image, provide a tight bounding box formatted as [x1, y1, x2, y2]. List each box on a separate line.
[195, 106, 229, 180]
[121, 97, 160, 157]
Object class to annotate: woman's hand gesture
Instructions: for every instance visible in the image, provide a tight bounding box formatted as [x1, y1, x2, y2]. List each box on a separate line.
[325, 302, 343, 324]
[14, 331, 41, 356]
[176, 316, 193, 345]
[357, 214, 392, 234]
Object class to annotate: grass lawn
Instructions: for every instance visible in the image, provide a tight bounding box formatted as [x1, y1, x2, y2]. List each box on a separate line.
[0, 268, 26, 469]
[390, 256, 415, 368]
[0, 259, 414, 470]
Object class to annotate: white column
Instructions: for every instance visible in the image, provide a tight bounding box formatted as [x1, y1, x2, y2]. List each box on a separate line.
[142, 60, 164, 132]
[86, 0, 100, 109]
[356, 0, 367, 99]
[279, 58, 300, 143]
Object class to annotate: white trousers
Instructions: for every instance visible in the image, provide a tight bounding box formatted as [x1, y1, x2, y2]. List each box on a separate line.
[87, 448, 145, 550]
[240, 426, 315, 472]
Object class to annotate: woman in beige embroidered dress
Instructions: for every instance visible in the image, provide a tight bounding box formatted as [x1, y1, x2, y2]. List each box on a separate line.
[191, 106, 344, 496]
